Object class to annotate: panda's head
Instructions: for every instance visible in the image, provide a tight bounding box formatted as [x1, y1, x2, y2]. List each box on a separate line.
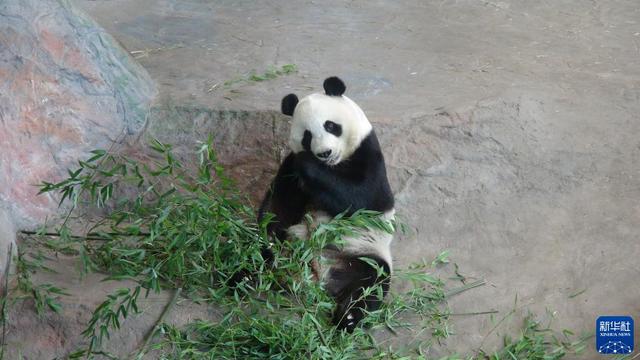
[281, 77, 373, 166]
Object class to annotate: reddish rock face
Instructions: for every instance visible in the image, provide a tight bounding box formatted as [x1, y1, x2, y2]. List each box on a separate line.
[0, 0, 156, 229]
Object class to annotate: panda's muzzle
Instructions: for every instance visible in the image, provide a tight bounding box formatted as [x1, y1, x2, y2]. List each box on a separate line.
[316, 150, 332, 159]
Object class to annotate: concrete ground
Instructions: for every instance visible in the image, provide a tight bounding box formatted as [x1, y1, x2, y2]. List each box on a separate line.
[52, 0, 640, 357]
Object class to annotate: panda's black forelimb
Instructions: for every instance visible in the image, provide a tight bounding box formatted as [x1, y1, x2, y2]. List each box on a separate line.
[225, 153, 309, 288]
[257, 152, 310, 239]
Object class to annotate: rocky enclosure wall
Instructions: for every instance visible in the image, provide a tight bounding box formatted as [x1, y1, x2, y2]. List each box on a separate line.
[0, 0, 156, 271]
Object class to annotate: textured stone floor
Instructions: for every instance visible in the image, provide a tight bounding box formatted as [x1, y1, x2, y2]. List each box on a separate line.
[17, 0, 640, 357]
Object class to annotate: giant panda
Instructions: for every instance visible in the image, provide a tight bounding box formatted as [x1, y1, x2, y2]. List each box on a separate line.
[258, 76, 396, 332]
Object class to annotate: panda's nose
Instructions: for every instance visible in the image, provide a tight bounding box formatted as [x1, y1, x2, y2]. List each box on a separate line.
[316, 150, 332, 159]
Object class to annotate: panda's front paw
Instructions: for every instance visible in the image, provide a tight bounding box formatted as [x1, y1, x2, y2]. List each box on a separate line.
[293, 151, 319, 178]
[287, 223, 309, 240]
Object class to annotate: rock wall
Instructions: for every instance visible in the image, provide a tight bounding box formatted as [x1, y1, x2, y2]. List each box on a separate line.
[0, 0, 157, 232]
[146, 106, 291, 205]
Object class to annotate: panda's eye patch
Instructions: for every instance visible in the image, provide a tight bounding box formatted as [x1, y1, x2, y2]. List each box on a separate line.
[302, 130, 312, 152]
[323, 121, 342, 137]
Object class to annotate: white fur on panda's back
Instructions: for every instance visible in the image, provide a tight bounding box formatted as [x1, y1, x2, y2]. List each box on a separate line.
[286, 209, 395, 272]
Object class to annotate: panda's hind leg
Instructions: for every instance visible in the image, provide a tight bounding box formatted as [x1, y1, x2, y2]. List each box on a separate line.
[326, 254, 391, 333]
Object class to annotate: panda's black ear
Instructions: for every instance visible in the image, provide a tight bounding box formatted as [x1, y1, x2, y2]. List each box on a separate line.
[281, 94, 298, 116]
[323, 76, 346, 96]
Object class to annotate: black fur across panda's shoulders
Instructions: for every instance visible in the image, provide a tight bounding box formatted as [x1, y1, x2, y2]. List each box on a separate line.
[334, 129, 394, 207]
[294, 129, 394, 217]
